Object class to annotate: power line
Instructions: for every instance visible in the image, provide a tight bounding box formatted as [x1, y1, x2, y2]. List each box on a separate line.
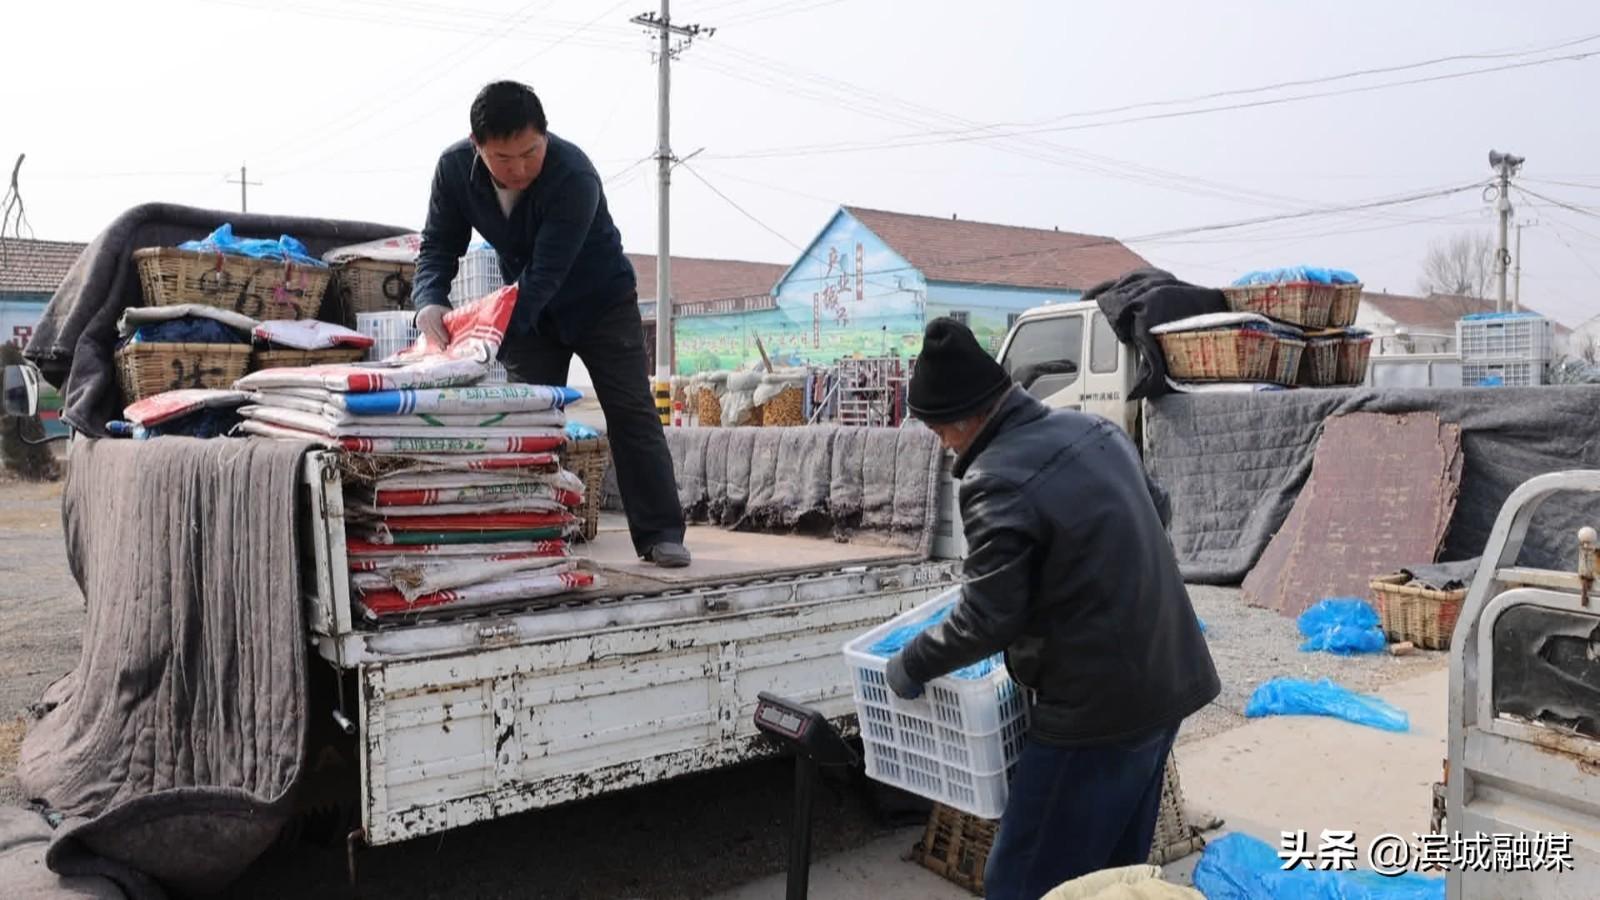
[702, 50, 1600, 161]
[1517, 187, 1600, 222]
[718, 0, 849, 26]
[1526, 177, 1600, 192]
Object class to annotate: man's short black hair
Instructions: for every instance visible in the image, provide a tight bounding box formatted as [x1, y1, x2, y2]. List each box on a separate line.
[470, 81, 548, 142]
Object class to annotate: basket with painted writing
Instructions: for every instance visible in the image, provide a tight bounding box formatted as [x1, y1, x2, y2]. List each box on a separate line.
[249, 347, 369, 371]
[330, 259, 415, 326]
[1337, 330, 1374, 384]
[1329, 283, 1364, 328]
[134, 247, 332, 321]
[1221, 282, 1334, 329]
[1156, 326, 1277, 382]
[115, 343, 253, 404]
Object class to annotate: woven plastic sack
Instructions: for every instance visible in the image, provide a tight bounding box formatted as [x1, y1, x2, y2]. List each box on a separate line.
[253, 320, 375, 351]
[1297, 598, 1385, 655]
[1194, 833, 1443, 900]
[1244, 678, 1409, 732]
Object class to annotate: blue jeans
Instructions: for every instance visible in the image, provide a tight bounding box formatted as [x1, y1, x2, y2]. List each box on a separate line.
[983, 725, 1178, 900]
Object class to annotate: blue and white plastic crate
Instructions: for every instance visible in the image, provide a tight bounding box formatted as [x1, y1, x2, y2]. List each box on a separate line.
[843, 588, 1029, 819]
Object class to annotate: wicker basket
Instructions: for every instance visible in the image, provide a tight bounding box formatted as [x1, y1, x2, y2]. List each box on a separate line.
[562, 436, 610, 542]
[1266, 334, 1306, 386]
[1157, 327, 1276, 382]
[1329, 283, 1363, 328]
[250, 347, 369, 371]
[331, 259, 415, 326]
[115, 343, 253, 404]
[133, 247, 332, 321]
[695, 387, 723, 427]
[1337, 332, 1374, 384]
[910, 754, 1203, 895]
[1370, 573, 1466, 650]
[1298, 333, 1343, 386]
[762, 385, 806, 426]
[1221, 282, 1334, 328]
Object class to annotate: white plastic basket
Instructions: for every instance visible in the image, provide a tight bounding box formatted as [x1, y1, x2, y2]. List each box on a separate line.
[843, 588, 1029, 819]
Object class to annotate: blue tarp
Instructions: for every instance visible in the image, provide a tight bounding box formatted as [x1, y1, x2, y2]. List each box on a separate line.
[1245, 678, 1410, 732]
[178, 223, 327, 267]
[1460, 311, 1542, 321]
[1232, 267, 1361, 287]
[866, 600, 999, 680]
[1297, 598, 1386, 655]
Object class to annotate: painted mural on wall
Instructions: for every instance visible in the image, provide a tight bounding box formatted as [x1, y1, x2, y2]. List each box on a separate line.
[673, 211, 927, 374]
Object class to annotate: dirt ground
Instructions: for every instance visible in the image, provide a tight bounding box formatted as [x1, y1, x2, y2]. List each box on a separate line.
[0, 475, 1446, 898]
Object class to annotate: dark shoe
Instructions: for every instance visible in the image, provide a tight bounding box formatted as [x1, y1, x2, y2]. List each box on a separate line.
[644, 542, 691, 568]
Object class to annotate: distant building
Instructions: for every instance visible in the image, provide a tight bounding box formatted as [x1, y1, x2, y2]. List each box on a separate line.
[629, 253, 789, 375]
[673, 206, 1148, 374]
[0, 238, 85, 349]
[1355, 291, 1569, 356]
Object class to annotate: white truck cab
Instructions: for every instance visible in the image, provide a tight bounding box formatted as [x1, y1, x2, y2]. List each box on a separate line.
[994, 300, 1139, 435]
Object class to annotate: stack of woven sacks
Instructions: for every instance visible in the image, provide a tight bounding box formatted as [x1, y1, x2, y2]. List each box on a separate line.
[232, 285, 599, 620]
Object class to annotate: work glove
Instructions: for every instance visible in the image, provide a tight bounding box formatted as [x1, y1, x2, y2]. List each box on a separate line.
[416, 304, 450, 350]
[886, 653, 925, 700]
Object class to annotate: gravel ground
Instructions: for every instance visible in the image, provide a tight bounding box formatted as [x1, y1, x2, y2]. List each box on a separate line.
[0, 476, 1447, 897]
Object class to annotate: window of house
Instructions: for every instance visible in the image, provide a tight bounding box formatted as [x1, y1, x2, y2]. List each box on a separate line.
[950, 310, 971, 327]
[1002, 314, 1083, 398]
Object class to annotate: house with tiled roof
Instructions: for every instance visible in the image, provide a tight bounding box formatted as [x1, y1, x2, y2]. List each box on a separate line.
[673, 206, 1148, 373]
[625, 253, 789, 374]
[0, 238, 86, 349]
[1354, 290, 1570, 356]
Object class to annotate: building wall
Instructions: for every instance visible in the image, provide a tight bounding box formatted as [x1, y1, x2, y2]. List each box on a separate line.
[1354, 304, 1456, 356]
[0, 295, 48, 349]
[924, 282, 1079, 355]
[674, 210, 928, 374]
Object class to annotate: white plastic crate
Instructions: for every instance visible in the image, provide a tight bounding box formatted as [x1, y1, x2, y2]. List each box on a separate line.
[1456, 315, 1553, 363]
[843, 589, 1028, 819]
[450, 246, 506, 305]
[1463, 358, 1545, 388]
[356, 310, 509, 383]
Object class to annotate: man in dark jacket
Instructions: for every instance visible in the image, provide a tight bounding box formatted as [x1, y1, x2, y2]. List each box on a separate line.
[887, 318, 1219, 899]
[412, 81, 688, 567]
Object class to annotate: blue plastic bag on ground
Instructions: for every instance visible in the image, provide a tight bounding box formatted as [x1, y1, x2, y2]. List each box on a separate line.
[1245, 677, 1409, 732]
[179, 223, 327, 267]
[1297, 598, 1385, 655]
[866, 600, 998, 680]
[1194, 833, 1444, 900]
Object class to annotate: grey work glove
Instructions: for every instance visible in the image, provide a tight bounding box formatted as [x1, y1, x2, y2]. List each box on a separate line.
[886, 653, 925, 700]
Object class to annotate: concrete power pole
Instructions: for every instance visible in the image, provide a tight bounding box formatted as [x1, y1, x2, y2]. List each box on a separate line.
[1488, 150, 1524, 314]
[225, 164, 262, 213]
[631, 3, 713, 424]
[1512, 219, 1536, 313]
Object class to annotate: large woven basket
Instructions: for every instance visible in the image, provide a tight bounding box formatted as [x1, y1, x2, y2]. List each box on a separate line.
[133, 247, 332, 321]
[563, 436, 610, 542]
[1337, 332, 1374, 384]
[250, 347, 368, 371]
[910, 753, 1203, 895]
[1221, 282, 1334, 328]
[1370, 573, 1466, 650]
[330, 259, 415, 326]
[1329, 283, 1363, 328]
[1266, 334, 1306, 386]
[1157, 327, 1276, 382]
[115, 343, 253, 404]
[1298, 333, 1342, 386]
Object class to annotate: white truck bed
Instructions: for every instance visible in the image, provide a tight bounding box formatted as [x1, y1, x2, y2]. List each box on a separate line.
[296, 451, 963, 846]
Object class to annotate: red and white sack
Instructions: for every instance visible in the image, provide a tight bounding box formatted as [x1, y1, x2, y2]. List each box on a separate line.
[256, 383, 580, 416]
[345, 538, 569, 560]
[253, 320, 375, 351]
[237, 419, 565, 454]
[124, 389, 252, 427]
[323, 234, 422, 265]
[238, 405, 565, 439]
[248, 391, 563, 428]
[357, 564, 598, 619]
[235, 285, 518, 393]
[351, 554, 573, 602]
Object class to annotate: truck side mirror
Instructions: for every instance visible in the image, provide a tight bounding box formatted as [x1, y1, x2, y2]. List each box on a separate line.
[2, 364, 41, 418]
[1015, 359, 1078, 392]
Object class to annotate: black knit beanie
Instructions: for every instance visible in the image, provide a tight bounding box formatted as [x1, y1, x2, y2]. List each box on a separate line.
[908, 317, 1014, 424]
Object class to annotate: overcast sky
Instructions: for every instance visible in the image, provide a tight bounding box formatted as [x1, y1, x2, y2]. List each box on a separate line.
[6, 0, 1599, 325]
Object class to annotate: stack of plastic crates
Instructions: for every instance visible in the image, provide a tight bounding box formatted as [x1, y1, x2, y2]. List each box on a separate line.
[450, 244, 506, 306]
[1457, 312, 1552, 388]
[843, 588, 1029, 820]
[355, 311, 509, 384]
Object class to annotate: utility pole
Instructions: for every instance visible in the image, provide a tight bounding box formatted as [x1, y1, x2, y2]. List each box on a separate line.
[225, 164, 262, 213]
[1512, 219, 1536, 313]
[1488, 150, 1524, 314]
[631, 3, 712, 423]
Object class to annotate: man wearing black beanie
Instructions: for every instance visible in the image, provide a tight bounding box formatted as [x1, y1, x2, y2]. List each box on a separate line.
[888, 317, 1219, 899]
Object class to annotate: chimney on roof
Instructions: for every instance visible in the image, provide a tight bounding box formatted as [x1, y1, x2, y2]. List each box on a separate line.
[951, 213, 957, 220]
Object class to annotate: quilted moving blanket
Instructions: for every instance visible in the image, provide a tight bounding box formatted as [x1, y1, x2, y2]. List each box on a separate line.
[15, 436, 314, 899]
[1144, 385, 1600, 584]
